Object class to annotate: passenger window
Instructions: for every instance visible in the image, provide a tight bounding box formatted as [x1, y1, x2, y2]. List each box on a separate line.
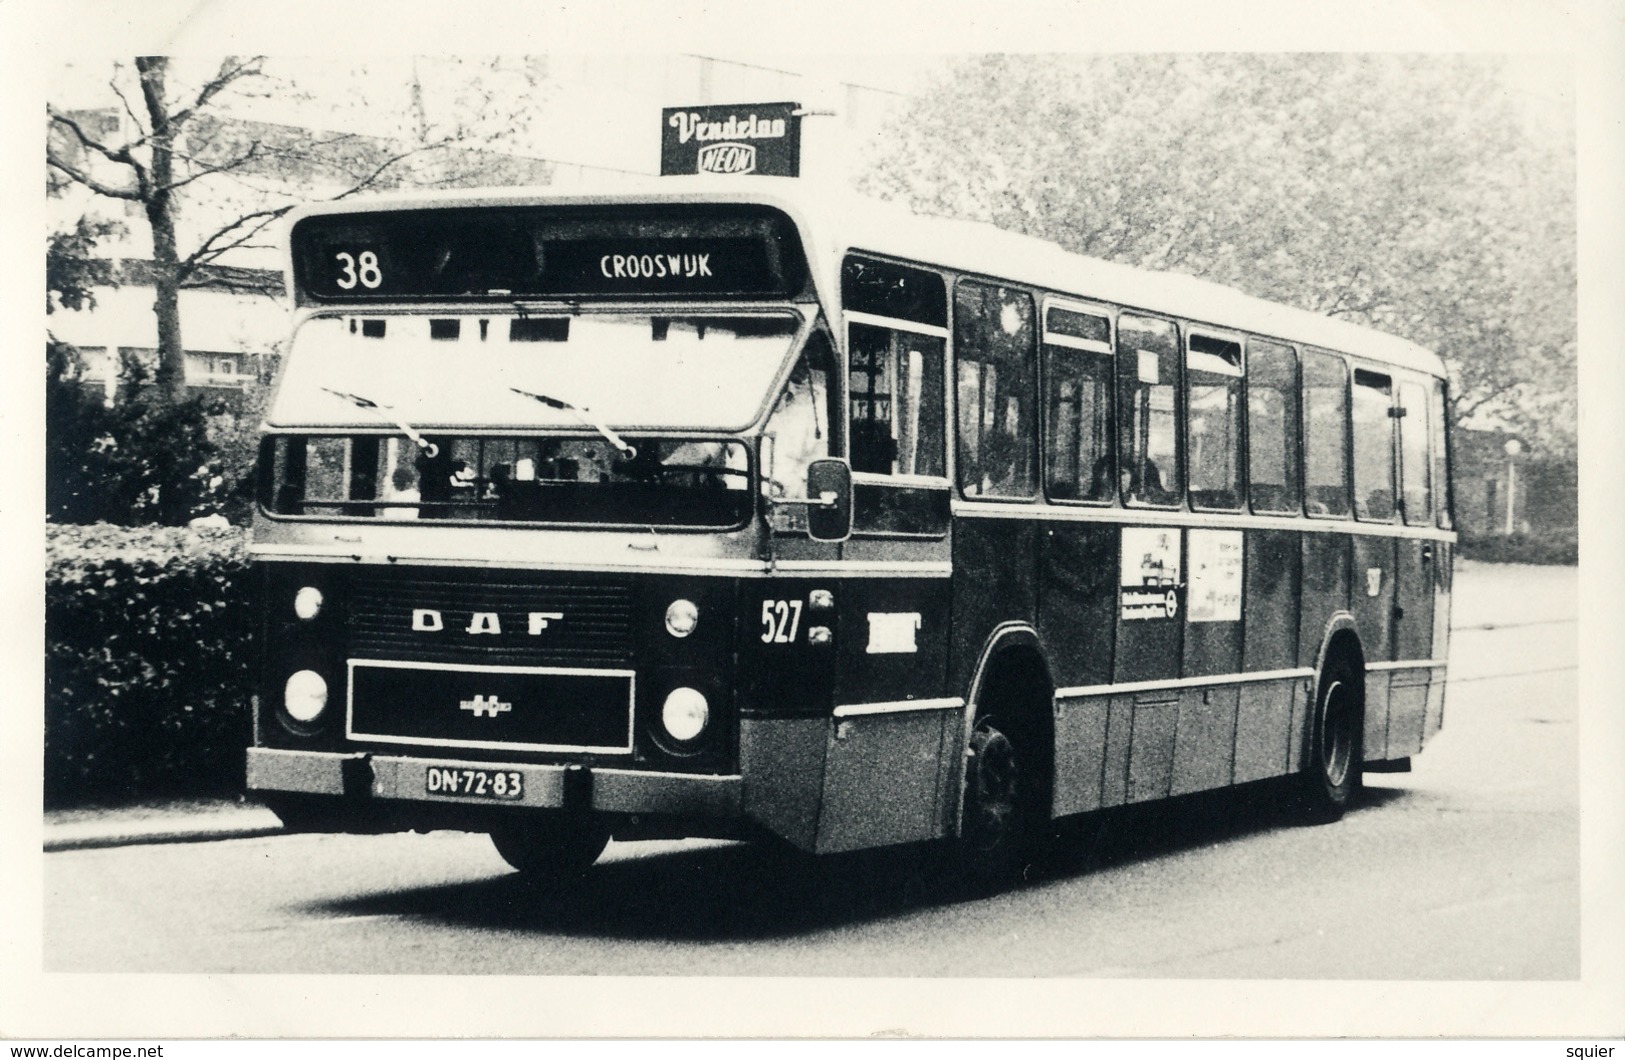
[848, 322, 946, 478]
[765, 329, 839, 532]
[1303, 349, 1351, 517]
[1431, 379, 1453, 529]
[1186, 332, 1243, 511]
[1398, 380, 1432, 525]
[955, 282, 1037, 499]
[1247, 339, 1301, 513]
[1043, 306, 1114, 503]
[1115, 314, 1182, 507]
[1352, 369, 1396, 521]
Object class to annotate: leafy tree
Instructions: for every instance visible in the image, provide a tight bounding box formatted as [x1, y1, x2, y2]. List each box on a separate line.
[859, 54, 1575, 453]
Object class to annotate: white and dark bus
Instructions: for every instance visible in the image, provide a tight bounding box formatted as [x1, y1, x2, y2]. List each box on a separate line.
[247, 180, 1454, 886]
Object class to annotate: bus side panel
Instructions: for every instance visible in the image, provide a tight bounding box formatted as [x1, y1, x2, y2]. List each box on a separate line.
[1127, 691, 1180, 802]
[816, 573, 954, 853]
[830, 576, 952, 707]
[1351, 535, 1396, 662]
[1099, 694, 1134, 808]
[1233, 679, 1297, 782]
[1037, 522, 1117, 689]
[1053, 694, 1109, 815]
[1363, 670, 1393, 760]
[740, 717, 828, 851]
[815, 709, 956, 853]
[1244, 529, 1302, 672]
[949, 518, 1039, 694]
[1424, 542, 1453, 742]
[1385, 670, 1429, 759]
[1298, 533, 1351, 668]
[1393, 538, 1437, 661]
[1171, 686, 1238, 795]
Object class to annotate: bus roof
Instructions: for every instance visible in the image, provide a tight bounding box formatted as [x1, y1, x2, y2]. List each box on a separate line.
[285, 178, 1447, 378]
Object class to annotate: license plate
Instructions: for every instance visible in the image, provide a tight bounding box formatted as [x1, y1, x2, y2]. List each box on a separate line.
[425, 766, 524, 800]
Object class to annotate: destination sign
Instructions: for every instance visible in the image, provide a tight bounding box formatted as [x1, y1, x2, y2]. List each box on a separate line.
[290, 204, 808, 304]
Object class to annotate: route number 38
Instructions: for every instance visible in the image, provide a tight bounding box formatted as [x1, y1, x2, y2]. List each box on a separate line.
[334, 250, 383, 290]
[760, 599, 803, 644]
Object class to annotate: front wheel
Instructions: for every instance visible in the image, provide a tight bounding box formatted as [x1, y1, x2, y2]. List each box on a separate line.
[489, 814, 610, 883]
[952, 717, 1029, 891]
[1296, 655, 1364, 823]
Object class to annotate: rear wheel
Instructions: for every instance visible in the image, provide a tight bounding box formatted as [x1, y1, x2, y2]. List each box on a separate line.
[1297, 654, 1364, 822]
[489, 815, 610, 883]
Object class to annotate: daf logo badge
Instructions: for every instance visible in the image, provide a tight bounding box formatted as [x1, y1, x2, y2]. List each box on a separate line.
[412, 609, 564, 635]
[460, 695, 512, 719]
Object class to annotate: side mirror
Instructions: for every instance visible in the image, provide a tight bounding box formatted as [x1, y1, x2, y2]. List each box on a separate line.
[806, 458, 853, 543]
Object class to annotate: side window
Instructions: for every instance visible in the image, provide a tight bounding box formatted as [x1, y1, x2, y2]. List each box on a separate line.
[1247, 339, 1301, 513]
[1431, 378, 1453, 529]
[1116, 314, 1182, 507]
[1185, 331, 1244, 511]
[955, 281, 1038, 498]
[1042, 304, 1114, 503]
[848, 322, 946, 478]
[1351, 369, 1396, 521]
[764, 329, 839, 532]
[1303, 349, 1351, 517]
[1398, 380, 1432, 526]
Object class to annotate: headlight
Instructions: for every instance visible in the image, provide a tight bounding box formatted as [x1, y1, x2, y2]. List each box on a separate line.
[293, 586, 324, 620]
[661, 686, 709, 742]
[664, 598, 699, 638]
[284, 669, 329, 723]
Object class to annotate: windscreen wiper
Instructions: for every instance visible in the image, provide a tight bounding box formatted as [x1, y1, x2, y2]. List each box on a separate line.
[509, 386, 638, 460]
[320, 387, 439, 458]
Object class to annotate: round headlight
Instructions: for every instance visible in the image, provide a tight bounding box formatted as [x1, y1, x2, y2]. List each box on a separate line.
[661, 686, 709, 742]
[293, 586, 324, 621]
[664, 598, 699, 638]
[283, 669, 329, 723]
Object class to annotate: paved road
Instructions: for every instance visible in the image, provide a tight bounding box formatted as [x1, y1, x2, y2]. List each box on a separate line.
[44, 561, 1578, 978]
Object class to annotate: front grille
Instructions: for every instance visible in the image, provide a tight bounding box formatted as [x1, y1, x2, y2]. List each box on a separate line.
[348, 660, 634, 753]
[347, 570, 634, 667]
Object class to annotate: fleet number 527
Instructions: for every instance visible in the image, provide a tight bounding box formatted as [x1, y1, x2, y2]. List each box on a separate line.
[761, 599, 803, 644]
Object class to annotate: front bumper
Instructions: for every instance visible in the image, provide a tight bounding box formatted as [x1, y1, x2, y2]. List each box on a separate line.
[247, 746, 742, 818]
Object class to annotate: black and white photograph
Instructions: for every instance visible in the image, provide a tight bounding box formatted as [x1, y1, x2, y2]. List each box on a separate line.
[3, 0, 1622, 1045]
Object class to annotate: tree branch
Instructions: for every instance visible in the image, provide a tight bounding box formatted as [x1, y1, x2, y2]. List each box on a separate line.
[48, 108, 137, 168]
[161, 141, 263, 192]
[165, 56, 264, 131]
[179, 205, 293, 277]
[45, 155, 141, 201]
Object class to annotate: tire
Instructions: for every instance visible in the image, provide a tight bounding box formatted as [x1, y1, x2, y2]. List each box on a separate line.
[489, 814, 610, 883]
[953, 716, 1030, 892]
[1297, 653, 1364, 823]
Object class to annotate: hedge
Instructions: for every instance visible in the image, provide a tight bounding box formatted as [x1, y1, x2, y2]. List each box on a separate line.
[1456, 527, 1578, 566]
[45, 523, 256, 807]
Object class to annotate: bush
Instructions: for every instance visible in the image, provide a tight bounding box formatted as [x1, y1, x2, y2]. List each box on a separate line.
[45, 523, 256, 807]
[46, 343, 233, 526]
[1457, 526, 1578, 565]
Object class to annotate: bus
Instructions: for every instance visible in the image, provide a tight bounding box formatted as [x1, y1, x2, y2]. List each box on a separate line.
[247, 179, 1453, 888]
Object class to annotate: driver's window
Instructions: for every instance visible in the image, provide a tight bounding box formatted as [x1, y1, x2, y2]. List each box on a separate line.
[764, 328, 838, 532]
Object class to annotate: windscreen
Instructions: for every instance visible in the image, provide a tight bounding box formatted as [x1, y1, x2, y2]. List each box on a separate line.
[267, 312, 802, 431]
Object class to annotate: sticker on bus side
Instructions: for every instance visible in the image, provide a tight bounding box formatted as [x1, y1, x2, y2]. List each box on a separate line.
[1188, 529, 1244, 623]
[866, 612, 922, 654]
[1120, 527, 1182, 621]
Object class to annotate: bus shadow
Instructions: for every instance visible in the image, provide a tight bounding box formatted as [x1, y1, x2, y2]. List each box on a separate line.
[311, 780, 1412, 942]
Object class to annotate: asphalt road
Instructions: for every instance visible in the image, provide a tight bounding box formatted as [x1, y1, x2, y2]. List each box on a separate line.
[43, 561, 1578, 979]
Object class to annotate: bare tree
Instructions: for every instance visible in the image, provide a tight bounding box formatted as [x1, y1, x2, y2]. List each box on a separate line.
[48, 56, 547, 403]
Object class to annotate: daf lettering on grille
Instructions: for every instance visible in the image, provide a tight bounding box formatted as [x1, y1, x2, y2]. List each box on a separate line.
[460, 695, 512, 719]
[410, 609, 564, 635]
